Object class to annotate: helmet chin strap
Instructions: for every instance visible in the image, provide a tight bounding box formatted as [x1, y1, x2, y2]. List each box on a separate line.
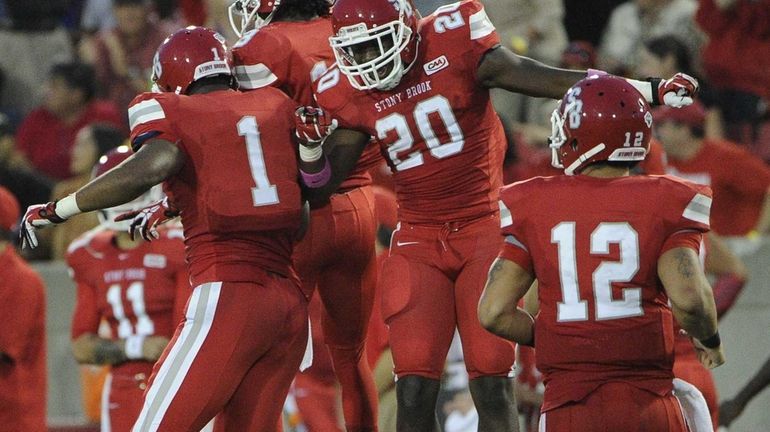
[564, 143, 606, 175]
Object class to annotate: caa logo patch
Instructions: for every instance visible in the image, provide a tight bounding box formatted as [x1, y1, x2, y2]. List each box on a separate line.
[143, 254, 167, 269]
[423, 55, 449, 76]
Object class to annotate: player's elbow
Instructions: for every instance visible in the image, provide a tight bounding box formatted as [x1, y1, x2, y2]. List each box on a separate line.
[477, 295, 505, 333]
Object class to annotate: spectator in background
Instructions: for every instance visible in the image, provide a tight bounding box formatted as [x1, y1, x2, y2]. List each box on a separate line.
[80, 0, 173, 113]
[599, 0, 703, 75]
[696, 0, 770, 146]
[0, 0, 74, 116]
[637, 35, 725, 140]
[485, 0, 568, 132]
[15, 62, 124, 181]
[655, 102, 770, 236]
[0, 186, 47, 432]
[0, 113, 53, 211]
[49, 123, 125, 259]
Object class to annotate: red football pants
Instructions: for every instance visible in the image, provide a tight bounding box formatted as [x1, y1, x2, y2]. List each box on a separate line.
[294, 295, 343, 432]
[102, 367, 152, 432]
[540, 382, 687, 432]
[381, 214, 516, 380]
[293, 186, 378, 431]
[131, 279, 308, 432]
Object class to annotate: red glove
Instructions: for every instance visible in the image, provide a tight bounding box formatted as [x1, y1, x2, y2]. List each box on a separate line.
[294, 106, 338, 147]
[657, 73, 699, 108]
[20, 202, 67, 249]
[114, 197, 180, 242]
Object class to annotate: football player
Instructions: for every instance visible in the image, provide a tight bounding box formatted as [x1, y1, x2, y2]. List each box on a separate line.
[229, 1, 380, 430]
[478, 75, 724, 431]
[68, 147, 188, 432]
[20, 26, 321, 431]
[294, 0, 700, 430]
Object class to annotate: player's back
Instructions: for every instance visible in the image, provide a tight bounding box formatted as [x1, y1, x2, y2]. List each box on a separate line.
[499, 174, 712, 411]
[314, 0, 506, 223]
[128, 88, 302, 287]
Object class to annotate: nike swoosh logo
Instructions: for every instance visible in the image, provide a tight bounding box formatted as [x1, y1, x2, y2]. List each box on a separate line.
[396, 241, 419, 247]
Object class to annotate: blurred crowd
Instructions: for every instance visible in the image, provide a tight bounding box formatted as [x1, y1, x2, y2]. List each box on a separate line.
[0, 0, 768, 262]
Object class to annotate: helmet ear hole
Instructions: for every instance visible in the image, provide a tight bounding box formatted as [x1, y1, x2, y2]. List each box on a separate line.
[570, 139, 579, 152]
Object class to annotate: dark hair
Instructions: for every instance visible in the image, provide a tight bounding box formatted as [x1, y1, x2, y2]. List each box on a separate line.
[50, 62, 97, 101]
[90, 123, 127, 156]
[186, 75, 236, 95]
[584, 160, 641, 172]
[643, 36, 693, 77]
[273, 0, 332, 21]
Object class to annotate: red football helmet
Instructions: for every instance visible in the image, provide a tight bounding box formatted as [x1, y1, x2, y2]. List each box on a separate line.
[228, 0, 282, 37]
[330, 0, 419, 91]
[152, 26, 233, 95]
[92, 146, 164, 231]
[550, 75, 653, 175]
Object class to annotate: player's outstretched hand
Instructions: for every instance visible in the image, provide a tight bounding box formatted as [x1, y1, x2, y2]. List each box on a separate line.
[114, 197, 179, 242]
[294, 106, 338, 147]
[693, 338, 726, 369]
[659, 73, 699, 108]
[20, 202, 67, 249]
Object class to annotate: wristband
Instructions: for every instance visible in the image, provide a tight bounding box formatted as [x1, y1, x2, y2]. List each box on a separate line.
[55, 194, 82, 219]
[125, 335, 145, 359]
[586, 68, 608, 78]
[299, 144, 324, 162]
[300, 157, 331, 188]
[698, 332, 721, 349]
[626, 78, 657, 105]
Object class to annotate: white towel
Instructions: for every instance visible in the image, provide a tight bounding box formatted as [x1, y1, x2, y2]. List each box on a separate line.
[299, 318, 313, 371]
[672, 378, 714, 432]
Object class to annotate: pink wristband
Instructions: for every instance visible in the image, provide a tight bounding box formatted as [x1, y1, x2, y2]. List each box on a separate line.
[586, 68, 609, 78]
[300, 157, 331, 188]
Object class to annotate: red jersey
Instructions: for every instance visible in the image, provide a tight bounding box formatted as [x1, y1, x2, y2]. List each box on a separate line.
[314, 0, 506, 224]
[67, 227, 188, 373]
[232, 17, 379, 193]
[665, 138, 770, 235]
[0, 247, 46, 432]
[498, 174, 712, 411]
[127, 88, 303, 286]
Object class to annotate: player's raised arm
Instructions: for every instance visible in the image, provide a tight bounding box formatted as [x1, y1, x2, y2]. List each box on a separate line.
[478, 258, 536, 346]
[294, 106, 370, 202]
[476, 45, 699, 108]
[20, 141, 184, 249]
[658, 246, 724, 368]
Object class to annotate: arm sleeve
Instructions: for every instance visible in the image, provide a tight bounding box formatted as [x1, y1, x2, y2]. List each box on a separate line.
[461, 0, 502, 61]
[232, 30, 291, 91]
[498, 185, 533, 273]
[127, 93, 181, 152]
[660, 180, 713, 255]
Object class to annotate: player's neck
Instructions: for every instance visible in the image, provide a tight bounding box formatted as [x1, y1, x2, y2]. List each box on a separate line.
[274, 13, 317, 22]
[189, 83, 232, 95]
[0, 241, 7, 254]
[580, 165, 630, 178]
[114, 232, 142, 250]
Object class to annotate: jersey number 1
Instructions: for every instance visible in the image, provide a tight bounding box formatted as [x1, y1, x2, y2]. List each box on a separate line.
[237, 116, 279, 206]
[552, 222, 643, 322]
